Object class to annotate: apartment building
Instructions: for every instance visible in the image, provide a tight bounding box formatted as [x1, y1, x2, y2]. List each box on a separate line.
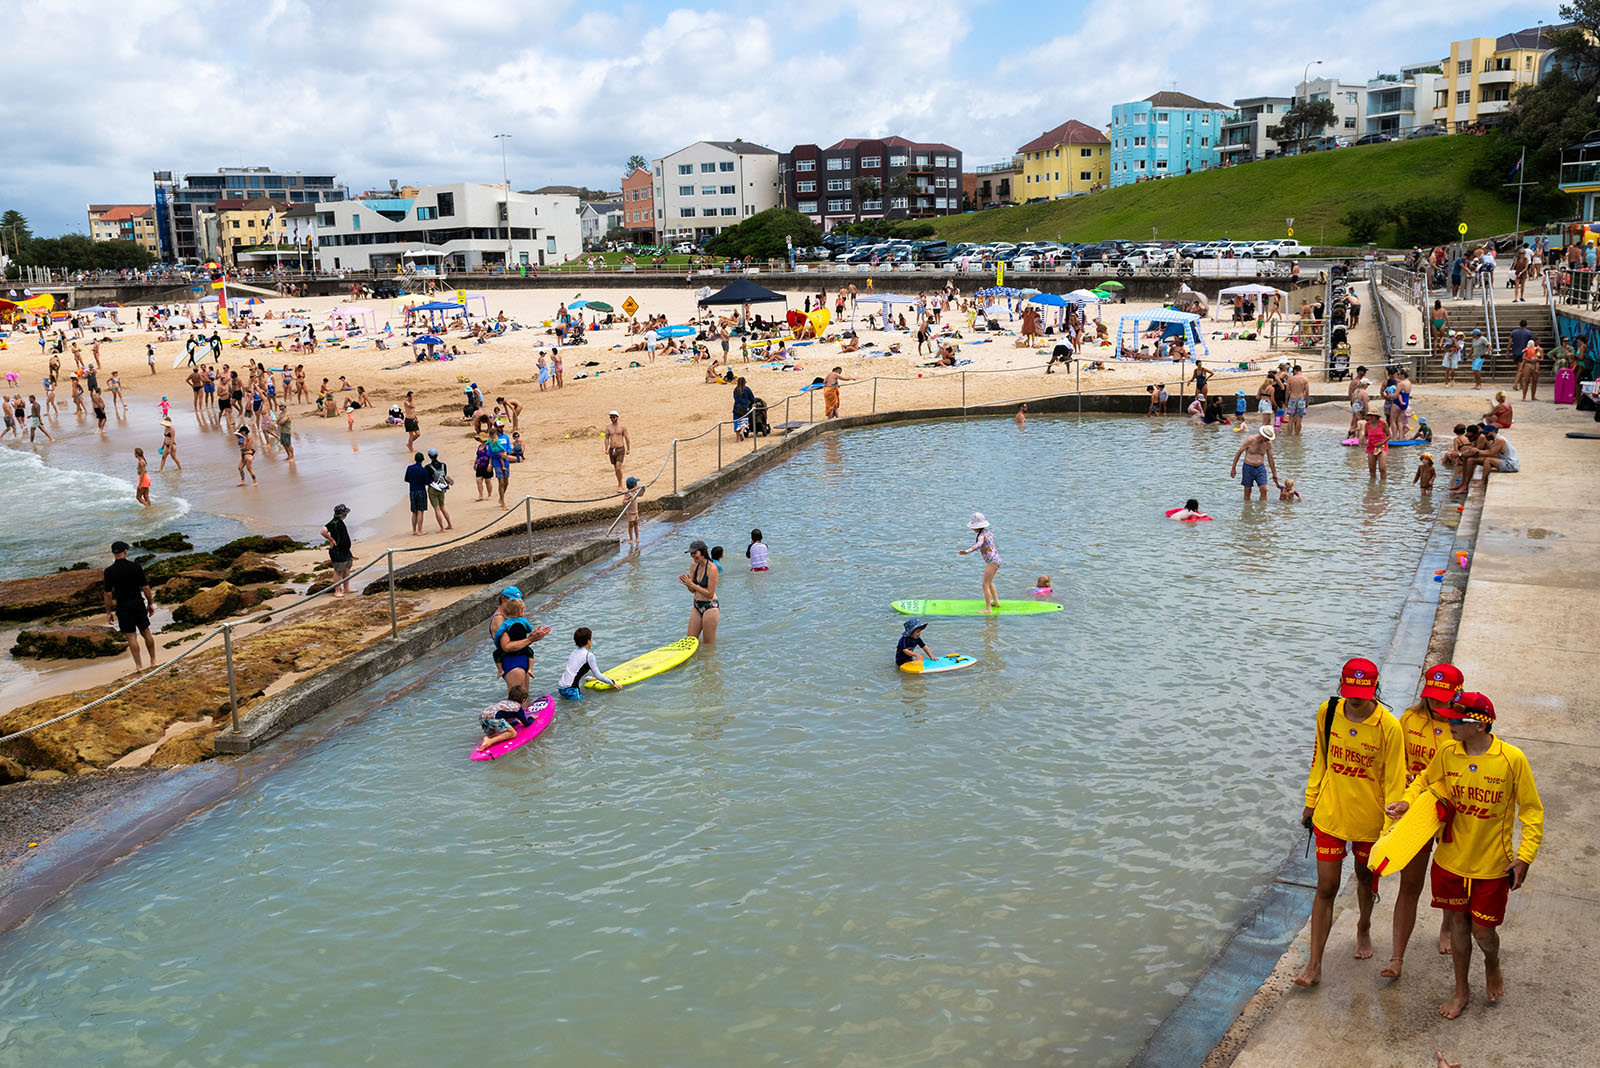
[313, 182, 580, 272]
[965, 159, 1021, 208]
[652, 141, 781, 246]
[1365, 63, 1447, 137]
[153, 166, 346, 261]
[1109, 92, 1231, 186]
[86, 204, 160, 257]
[1016, 120, 1109, 199]
[1218, 97, 1292, 163]
[1440, 26, 1560, 130]
[778, 136, 964, 230]
[1296, 77, 1367, 146]
[214, 197, 288, 267]
[619, 166, 655, 237]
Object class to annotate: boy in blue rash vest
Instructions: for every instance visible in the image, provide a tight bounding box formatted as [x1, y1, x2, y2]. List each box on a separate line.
[896, 618, 938, 667]
[487, 423, 512, 509]
[558, 627, 622, 699]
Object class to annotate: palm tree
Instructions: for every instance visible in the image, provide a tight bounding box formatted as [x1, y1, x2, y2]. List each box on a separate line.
[852, 176, 880, 224]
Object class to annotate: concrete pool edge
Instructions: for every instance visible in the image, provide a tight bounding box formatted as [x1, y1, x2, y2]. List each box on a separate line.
[1130, 492, 1484, 1068]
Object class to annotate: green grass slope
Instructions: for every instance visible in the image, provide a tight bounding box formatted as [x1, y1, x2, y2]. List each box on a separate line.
[939, 137, 1518, 246]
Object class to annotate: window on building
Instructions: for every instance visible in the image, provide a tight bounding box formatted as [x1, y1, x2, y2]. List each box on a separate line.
[680, 207, 695, 217]
[436, 193, 454, 217]
[702, 208, 716, 216]
[701, 185, 716, 195]
[679, 185, 694, 196]
[1156, 136, 1169, 148]
[827, 198, 850, 212]
[720, 207, 736, 216]
[677, 164, 693, 175]
[827, 179, 845, 191]
[1457, 60, 1471, 75]
[351, 214, 359, 230]
[798, 200, 818, 213]
[700, 162, 716, 173]
[889, 154, 908, 167]
[1456, 89, 1470, 104]
[1483, 86, 1510, 103]
[1133, 136, 1147, 147]
[861, 155, 881, 168]
[1080, 171, 1091, 181]
[890, 196, 908, 209]
[719, 161, 734, 171]
[417, 206, 436, 220]
[1081, 147, 1093, 157]
[1343, 117, 1356, 129]
[914, 154, 929, 167]
[863, 198, 882, 210]
[1345, 91, 1358, 103]
[1024, 174, 1031, 184]
[1155, 160, 1167, 170]
[1156, 111, 1169, 122]
[796, 180, 816, 193]
[1525, 55, 1533, 70]
[1200, 137, 1208, 147]
[796, 159, 815, 171]
[1135, 161, 1146, 171]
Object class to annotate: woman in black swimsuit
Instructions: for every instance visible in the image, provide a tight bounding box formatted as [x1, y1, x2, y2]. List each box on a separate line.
[678, 539, 720, 646]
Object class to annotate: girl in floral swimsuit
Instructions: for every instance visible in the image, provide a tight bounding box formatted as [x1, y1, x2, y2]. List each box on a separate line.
[958, 512, 1002, 612]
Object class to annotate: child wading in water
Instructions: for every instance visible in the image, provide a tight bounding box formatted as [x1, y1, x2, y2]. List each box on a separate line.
[957, 512, 1001, 611]
[746, 528, 769, 571]
[557, 627, 622, 700]
[896, 618, 938, 667]
[621, 477, 642, 549]
[477, 678, 533, 752]
[1280, 478, 1302, 502]
[1414, 453, 1436, 493]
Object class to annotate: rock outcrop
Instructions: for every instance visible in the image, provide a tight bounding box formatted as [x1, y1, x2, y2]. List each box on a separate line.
[0, 570, 106, 623]
[11, 626, 127, 660]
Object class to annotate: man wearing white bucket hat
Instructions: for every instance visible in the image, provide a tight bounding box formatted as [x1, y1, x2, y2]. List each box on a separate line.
[1230, 424, 1279, 501]
[957, 512, 1002, 612]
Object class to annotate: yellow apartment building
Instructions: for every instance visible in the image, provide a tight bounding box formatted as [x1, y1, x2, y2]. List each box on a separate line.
[1017, 119, 1109, 199]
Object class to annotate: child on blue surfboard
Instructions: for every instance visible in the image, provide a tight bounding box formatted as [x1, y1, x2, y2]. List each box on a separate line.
[896, 618, 938, 667]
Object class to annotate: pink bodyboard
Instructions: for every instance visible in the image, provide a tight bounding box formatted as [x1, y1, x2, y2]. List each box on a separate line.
[469, 695, 556, 761]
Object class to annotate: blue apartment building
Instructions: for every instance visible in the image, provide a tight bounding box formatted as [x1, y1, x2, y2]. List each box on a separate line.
[1108, 92, 1232, 187]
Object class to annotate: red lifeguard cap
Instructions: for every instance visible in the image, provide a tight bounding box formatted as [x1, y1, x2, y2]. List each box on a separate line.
[1339, 658, 1380, 699]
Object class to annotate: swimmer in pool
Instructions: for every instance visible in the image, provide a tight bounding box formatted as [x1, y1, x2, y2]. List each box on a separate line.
[680, 540, 720, 646]
[1033, 574, 1052, 594]
[1280, 479, 1302, 502]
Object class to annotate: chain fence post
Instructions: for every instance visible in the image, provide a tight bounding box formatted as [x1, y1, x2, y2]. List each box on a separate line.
[809, 389, 815, 423]
[1076, 358, 1082, 416]
[386, 549, 398, 638]
[223, 623, 240, 732]
[785, 396, 790, 426]
[962, 370, 967, 412]
[718, 421, 723, 469]
[672, 439, 678, 494]
[524, 497, 535, 566]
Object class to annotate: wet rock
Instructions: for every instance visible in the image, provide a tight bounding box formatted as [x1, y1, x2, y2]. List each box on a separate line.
[0, 756, 26, 785]
[154, 569, 228, 604]
[0, 569, 106, 622]
[11, 626, 127, 660]
[226, 552, 285, 586]
[144, 552, 224, 585]
[133, 532, 193, 553]
[54, 561, 91, 573]
[171, 582, 244, 625]
[212, 534, 310, 561]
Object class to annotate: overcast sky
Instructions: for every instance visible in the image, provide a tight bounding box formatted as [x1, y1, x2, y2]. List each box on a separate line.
[0, 0, 1557, 236]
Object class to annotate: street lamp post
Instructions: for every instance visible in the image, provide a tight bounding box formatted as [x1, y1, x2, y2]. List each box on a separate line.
[495, 132, 513, 272]
[1299, 59, 1324, 154]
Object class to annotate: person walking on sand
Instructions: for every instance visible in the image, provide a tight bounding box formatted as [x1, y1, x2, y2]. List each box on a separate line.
[957, 512, 1002, 612]
[235, 424, 257, 486]
[426, 448, 454, 532]
[26, 394, 52, 442]
[604, 410, 630, 489]
[1230, 424, 1279, 500]
[1384, 692, 1543, 1020]
[403, 391, 421, 450]
[321, 504, 354, 597]
[1382, 663, 1465, 981]
[103, 540, 157, 672]
[1292, 658, 1406, 989]
[679, 539, 720, 646]
[276, 403, 295, 462]
[823, 366, 855, 419]
[404, 451, 431, 536]
[732, 376, 756, 439]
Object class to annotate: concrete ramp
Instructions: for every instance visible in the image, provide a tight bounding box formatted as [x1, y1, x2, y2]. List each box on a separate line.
[224, 281, 283, 298]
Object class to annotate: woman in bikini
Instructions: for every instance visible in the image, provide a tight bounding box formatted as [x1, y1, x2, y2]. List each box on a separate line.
[134, 447, 151, 506]
[679, 540, 720, 646]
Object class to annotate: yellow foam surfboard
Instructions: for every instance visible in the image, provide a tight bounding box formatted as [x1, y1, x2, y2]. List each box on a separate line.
[1369, 788, 1447, 876]
[584, 636, 698, 689]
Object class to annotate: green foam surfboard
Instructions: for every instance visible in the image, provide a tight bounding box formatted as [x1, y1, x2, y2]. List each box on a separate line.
[891, 599, 1063, 616]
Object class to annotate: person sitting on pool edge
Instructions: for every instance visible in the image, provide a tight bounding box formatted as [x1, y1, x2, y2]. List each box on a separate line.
[896, 618, 938, 668]
[558, 627, 622, 700]
[477, 677, 533, 752]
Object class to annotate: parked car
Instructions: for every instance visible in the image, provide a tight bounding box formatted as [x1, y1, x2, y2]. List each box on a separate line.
[1406, 125, 1446, 139]
[671, 242, 698, 254]
[1260, 239, 1312, 257]
[1353, 133, 1391, 146]
[368, 281, 405, 299]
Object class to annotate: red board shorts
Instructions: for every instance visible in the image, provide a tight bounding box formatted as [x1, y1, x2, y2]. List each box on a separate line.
[1431, 862, 1511, 927]
[1314, 828, 1374, 867]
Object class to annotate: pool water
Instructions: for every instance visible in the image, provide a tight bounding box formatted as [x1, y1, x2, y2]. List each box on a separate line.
[0, 416, 1441, 1066]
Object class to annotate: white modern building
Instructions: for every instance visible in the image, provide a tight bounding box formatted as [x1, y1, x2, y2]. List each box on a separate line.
[1294, 76, 1368, 148]
[580, 202, 624, 248]
[1365, 63, 1447, 137]
[651, 140, 781, 246]
[1218, 96, 1293, 163]
[313, 182, 581, 272]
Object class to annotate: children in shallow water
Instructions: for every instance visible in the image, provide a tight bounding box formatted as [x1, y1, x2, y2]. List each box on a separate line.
[1280, 479, 1302, 502]
[477, 678, 532, 752]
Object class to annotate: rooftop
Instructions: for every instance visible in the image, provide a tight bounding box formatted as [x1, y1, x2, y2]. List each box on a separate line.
[1141, 90, 1232, 111]
[87, 204, 154, 221]
[1018, 119, 1108, 153]
[825, 135, 960, 154]
[1496, 23, 1569, 51]
[704, 140, 778, 155]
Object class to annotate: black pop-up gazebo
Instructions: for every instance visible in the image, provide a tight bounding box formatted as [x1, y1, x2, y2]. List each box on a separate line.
[698, 279, 788, 337]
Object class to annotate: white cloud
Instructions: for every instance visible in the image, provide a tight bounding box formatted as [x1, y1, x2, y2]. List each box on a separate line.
[0, 0, 1558, 235]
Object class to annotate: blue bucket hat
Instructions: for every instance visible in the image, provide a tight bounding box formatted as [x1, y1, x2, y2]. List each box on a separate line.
[902, 618, 926, 636]
[500, 586, 522, 600]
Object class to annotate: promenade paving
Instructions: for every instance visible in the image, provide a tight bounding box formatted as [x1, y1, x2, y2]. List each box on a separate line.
[1221, 392, 1600, 1068]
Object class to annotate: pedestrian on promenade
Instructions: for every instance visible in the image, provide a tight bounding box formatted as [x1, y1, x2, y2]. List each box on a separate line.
[1384, 692, 1543, 1019]
[1293, 658, 1406, 989]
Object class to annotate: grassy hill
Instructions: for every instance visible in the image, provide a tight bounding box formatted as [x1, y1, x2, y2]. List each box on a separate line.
[938, 137, 1520, 247]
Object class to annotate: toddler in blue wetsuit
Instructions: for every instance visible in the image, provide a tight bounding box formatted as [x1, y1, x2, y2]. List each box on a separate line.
[557, 627, 622, 699]
[895, 618, 937, 668]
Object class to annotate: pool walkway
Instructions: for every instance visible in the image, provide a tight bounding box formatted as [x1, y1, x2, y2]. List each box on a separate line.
[1213, 394, 1600, 1067]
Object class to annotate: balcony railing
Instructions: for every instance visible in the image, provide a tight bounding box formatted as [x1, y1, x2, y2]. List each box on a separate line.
[1560, 159, 1600, 188]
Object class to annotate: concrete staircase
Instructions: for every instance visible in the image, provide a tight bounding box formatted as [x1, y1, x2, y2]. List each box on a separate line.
[1419, 297, 1554, 383]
